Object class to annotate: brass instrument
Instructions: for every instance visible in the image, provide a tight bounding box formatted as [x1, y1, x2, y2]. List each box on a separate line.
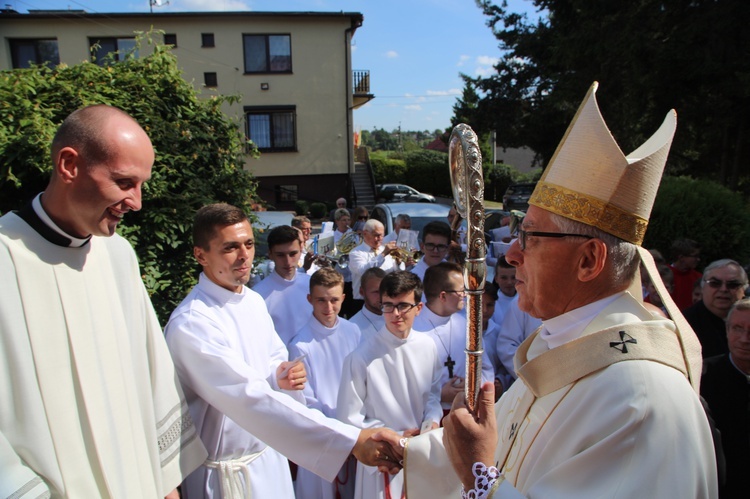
[448, 124, 486, 413]
[315, 231, 362, 269]
[390, 244, 422, 266]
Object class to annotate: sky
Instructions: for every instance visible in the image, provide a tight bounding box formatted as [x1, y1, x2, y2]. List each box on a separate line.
[8, 0, 542, 133]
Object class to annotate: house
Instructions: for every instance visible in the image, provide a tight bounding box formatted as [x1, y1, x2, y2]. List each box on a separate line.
[0, 9, 375, 210]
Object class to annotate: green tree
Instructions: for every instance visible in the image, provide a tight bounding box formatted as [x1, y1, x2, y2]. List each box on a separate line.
[0, 37, 259, 322]
[470, 0, 750, 190]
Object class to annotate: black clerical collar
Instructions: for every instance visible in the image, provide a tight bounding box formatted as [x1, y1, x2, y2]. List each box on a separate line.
[15, 194, 92, 248]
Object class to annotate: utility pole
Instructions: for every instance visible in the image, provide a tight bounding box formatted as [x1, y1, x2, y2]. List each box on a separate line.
[491, 130, 497, 165]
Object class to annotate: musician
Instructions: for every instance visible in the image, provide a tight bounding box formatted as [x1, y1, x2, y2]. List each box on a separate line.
[332, 208, 358, 318]
[348, 220, 399, 310]
[402, 82, 716, 497]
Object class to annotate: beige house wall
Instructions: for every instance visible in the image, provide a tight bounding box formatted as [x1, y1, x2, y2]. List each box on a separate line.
[0, 11, 363, 208]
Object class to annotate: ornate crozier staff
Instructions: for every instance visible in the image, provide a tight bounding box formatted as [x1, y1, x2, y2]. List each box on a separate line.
[448, 123, 486, 413]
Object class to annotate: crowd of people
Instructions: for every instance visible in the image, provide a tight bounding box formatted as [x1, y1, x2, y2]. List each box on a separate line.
[2, 82, 745, 499]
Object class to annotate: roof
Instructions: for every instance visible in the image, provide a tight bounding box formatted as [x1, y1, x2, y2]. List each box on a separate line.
[1, 10, 364, 22]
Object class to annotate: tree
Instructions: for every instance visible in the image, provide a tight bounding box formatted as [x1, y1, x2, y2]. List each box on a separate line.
[0, 36, 259, 322]
[469, 0, 750, 190]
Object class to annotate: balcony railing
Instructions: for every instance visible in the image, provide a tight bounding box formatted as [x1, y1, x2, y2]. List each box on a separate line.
[353, 70, 370, 94]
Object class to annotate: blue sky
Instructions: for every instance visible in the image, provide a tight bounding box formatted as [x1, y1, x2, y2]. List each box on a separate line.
[9, 0, 541, 133]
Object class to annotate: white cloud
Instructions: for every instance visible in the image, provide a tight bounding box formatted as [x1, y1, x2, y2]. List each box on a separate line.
[426, 89, 461, 96]
[171, 0, 251, 11]
[476, 55, 499, 66]
[457, 55, 471, 67]
[475, 66, 496, 78]
[385, 50, 399, 59]
[405, 105, 422, 111]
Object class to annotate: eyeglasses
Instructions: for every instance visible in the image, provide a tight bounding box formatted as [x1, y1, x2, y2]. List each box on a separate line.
[424, 242, 449, 252]
[443, 289, 466, 297]
[381, 302, 419, 314]
[516, 228, 594, 251]
[704, 278, 746, 290]
[358, 216, 368, 221]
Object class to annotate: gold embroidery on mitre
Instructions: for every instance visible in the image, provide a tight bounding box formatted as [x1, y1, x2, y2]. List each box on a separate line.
[529, 182, 648, 245]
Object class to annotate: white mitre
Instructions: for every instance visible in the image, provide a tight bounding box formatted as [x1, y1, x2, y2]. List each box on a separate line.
[529, 81, 676, 245]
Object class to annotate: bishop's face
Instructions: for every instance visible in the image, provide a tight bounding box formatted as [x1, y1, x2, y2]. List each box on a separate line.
[504, 206, 585, 320]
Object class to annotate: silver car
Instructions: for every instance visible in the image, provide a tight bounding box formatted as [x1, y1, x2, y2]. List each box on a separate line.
[370, 202, 451, 238]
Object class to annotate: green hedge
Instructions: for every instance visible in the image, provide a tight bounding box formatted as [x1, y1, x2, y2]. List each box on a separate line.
[645, 176, 750, 267]
[0, 36, 258, 322]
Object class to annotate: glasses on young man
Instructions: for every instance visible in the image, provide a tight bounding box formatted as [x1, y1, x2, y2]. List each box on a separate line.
[424, 242, 449, 252]
[381, 302, 419, 314]
[516, 228, 594, 251]
[358, 216, 368, 221]
[704, 278, 746, 290]
[443, 289, 466, 297]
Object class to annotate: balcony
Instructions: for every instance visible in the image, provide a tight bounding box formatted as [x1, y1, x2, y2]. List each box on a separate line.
[352, 69, 374, 109]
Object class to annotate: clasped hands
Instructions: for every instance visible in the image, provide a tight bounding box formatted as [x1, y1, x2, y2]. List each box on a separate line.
[351, 422, 436, 475]
[276, 360, 307, 391]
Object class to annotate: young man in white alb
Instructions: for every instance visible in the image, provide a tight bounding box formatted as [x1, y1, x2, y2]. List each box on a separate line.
[411, 221, 452, 281]
[289, 268, 362, 499]
[349, 267, 386, 339]
[165, 204, 404, 498]
[337, 271, 443, 499]
[252, 224, 312, 345]
[412, 262, 495, 414]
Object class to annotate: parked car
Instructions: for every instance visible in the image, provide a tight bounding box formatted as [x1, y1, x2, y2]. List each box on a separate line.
[502, 182, 537, 211]
[370, 202, 450, 238]
[376, 184, 436, 203]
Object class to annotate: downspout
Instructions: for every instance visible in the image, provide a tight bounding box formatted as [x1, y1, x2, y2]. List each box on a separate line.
[345, 15, 364, 206]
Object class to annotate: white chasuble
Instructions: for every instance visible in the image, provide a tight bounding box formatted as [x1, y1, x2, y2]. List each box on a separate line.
[404, 293, 717, 498]
[252, 270, 312, 345]
[0, 212, 206, 498]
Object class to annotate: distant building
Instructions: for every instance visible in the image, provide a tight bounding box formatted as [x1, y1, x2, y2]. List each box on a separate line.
[494, 146, 539, 175]
[0, 9, 374, 210]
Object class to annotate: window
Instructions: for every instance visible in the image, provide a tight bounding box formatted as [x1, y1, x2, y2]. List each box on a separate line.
[243, 34, 291, 73]
[89, 37, 137, 66]
[204, 72, 218, 87]
[245, 106, 296, 152]
[201, 33, 215, 48]
[164, 33, 177, 46]
[275, 185, 298, 203]
[9, 39, 60, 69]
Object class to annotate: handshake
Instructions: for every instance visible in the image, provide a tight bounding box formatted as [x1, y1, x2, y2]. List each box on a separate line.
[353, 428, 407, 474]
[352, 421, 439, 474]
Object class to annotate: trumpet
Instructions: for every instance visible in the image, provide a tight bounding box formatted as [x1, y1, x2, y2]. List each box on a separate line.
[390, 246, 422, 265]
[314, 253, 350, 269]
[312, 231, 362, 269]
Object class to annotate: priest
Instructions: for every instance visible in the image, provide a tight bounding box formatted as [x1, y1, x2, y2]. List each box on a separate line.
[402, 83, 717, 498]
[0, 105, 206, 498]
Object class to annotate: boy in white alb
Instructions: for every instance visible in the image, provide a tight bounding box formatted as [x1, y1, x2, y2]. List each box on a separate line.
[289, 268, 362, 499]
[337, 272, 443, 499]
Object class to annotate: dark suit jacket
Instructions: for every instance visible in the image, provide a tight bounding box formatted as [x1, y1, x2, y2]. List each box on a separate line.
[701, 354, 749, 498]
[684, 300, 729, 358]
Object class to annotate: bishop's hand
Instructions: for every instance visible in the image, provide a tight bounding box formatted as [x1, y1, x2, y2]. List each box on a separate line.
[443, 381, 498, 489]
